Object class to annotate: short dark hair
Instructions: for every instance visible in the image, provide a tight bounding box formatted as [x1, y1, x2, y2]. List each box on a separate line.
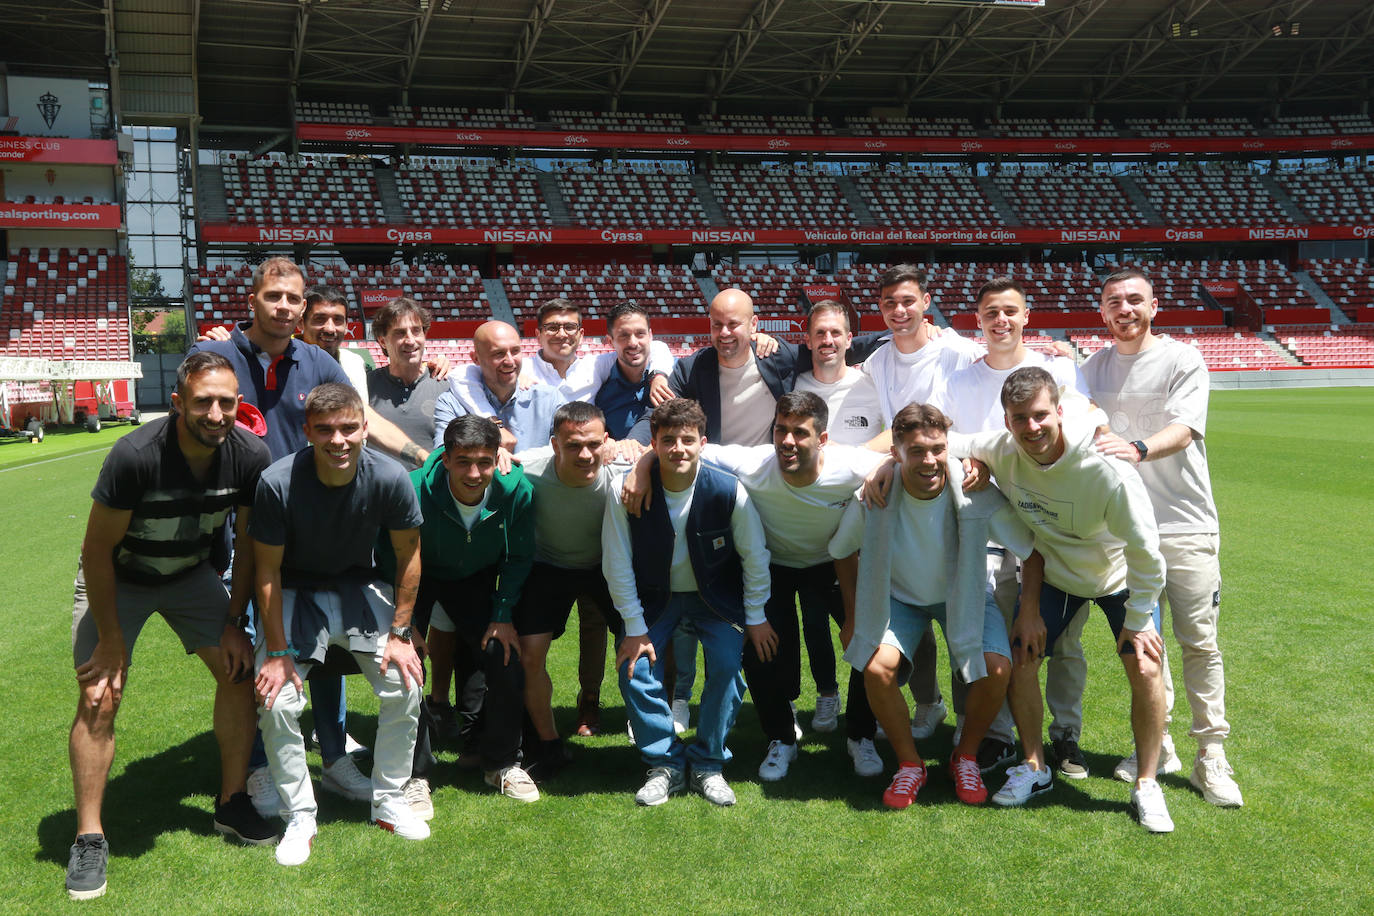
[975, 276, 1026, 307]
[650, 398, 707, 437]
[303, 285, 347, 320]
[303, 382, 363, 419]
[443, 414, 502, 453]
[807, 299, 850, 333]
[891, 403, 951, 440]
[1000, 366, 1058, 411]
[252, 256, 305, 294]
[607, 301, 650, 333]
[372, 296, 431, 342]
[1100, 266, 1152, 294]
[552, 400, 606, 435]
[775, 390, 828, 435]
[537, 298, 581, 327]
[176, 351, 236, 398]
[877, 264, 928, 297]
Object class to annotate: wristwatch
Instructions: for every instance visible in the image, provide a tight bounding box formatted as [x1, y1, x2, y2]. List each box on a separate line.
[389, 625, 414, 643]
[1131, 440, 1149, 462]
[227, 613, 251, 630]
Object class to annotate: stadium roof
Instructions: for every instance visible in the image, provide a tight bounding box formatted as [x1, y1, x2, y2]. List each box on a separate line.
[3, 0, 1373, 132]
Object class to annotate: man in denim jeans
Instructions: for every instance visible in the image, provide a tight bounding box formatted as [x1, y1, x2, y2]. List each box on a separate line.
[601, 399, 771, 806]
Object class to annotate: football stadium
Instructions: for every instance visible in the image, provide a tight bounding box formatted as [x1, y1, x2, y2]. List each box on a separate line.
[2, 0, 1372, 910]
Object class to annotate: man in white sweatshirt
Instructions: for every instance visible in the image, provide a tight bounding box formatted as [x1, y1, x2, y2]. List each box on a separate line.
[959, 366, 1174, 832]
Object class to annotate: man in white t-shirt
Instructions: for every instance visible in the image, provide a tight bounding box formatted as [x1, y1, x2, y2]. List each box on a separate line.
[622, 391, 884, 782]
[522, 297, 676, 403]
[933, 276, 1094, 779]
[794, 300, 886, 448]
[860, 264, 984, 745]
[959, 366, 1175, 832]
[1084, 268, 1241, 808]
[831, 403, 1034, 809]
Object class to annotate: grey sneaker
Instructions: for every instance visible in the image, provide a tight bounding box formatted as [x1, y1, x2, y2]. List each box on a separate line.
[1113, 732, 1183, 782]
[690, 769, 737, 807]
[847, 737, 883, 778]
[66, 834, 108, 900]
[635, 766, 686, 806]
[246, 766, 280, 818]
[910, 700, 948, 740]
[321, 755, 372, 801]
[812, 693, 840, 733]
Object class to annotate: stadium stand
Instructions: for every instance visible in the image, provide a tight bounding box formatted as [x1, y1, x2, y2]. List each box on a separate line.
[985, 117, 1119, 138]
[191, 262, 490, 322]
[1264, 113, 1374, 135]
[843, 115, 977, 137]
[1073, 328, 1291, 369]
[1273, 324, 1374, 366]
[500, 263, 703, 321]
[2, 249, 130, 359]
[1123, 116, 1257, 137]
[708, 165, 860, 228]
[712, 263, 831, 313]
[852, 167, 1005, 228]
[548, 110, 689, 133]
[1299, 258, 1374, 320]
[991, 166, 1149, 228]
[394, 160, 551, 226]
[698, 114, 837, 135]
[1132, 163, 1292, 226]
[386, 105, 539, 130]
[1276, 166, 1374, 225]
[220, 154, 386, 226]
[294, 101, 373, 123]
[557, 168, 709, 228]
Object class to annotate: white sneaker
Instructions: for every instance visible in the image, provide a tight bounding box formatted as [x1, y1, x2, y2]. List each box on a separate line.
[484, 765, 540, 802]
[371, 796, 431, 839]
[321, 756, 372, 802]
[403, 777, 434, 821]
[671, 698, 690, 735]
[758, 739, 798, 782]
[275, 812, 316, 867]
[1113, 732, 1183, 782]
[811, 694, 840, 733]
[690, 769, 737, 807]
[992, 763, 1053, 807]
[1131, 777, 1175, 832]
[910, 700, 947, 740]
[790, 701, 803, 740]
[847, 738, 883, 777]
[1191, 747, 1243, 807]
[246, 766, 281, 819]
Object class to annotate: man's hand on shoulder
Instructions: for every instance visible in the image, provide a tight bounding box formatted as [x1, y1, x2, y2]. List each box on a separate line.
[197, 325, 232, 343]
[649, 372, 673, 406]
[751, 331, 779, 358]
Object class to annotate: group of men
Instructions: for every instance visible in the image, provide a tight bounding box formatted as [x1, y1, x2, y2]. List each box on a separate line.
[64, 256, 1241, 900]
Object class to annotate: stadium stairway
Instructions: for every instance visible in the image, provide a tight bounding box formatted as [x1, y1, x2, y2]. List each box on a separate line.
[833, 175, 880, 227]
[695, 274, 720, 304]
[1291, 269, 1350, 324]
[535, 172, 572, 226]
[689, 175, 727, 225]
[1115, 174, 1165, 225]
[373, 167, 406, 223]
[1256, 331, 1304, 366]
[482, 278, 517, 323]
[974, 176, 1022, 225]
[196, 165, 229, 221]
[1258, 174, 1310, 224]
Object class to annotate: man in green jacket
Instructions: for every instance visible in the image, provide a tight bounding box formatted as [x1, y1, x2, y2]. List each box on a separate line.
[398, 414, 539, 802]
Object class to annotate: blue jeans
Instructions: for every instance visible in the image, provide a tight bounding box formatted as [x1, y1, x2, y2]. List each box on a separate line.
[619, 593, 745, 774]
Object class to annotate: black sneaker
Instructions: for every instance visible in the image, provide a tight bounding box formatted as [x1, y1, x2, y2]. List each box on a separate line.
[66, 833, 108, 900]
[1050, 737, 1089, 780]
[213, 791, 281, 845]
[429, 699, 462, 745]
[524, 738, 572, 783]
[976, 738, 1017, 774]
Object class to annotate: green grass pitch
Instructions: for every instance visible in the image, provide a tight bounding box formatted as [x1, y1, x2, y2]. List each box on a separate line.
[3, 387, 1372, 913]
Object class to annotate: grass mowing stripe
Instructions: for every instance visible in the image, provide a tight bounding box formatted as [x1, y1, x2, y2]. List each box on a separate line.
[0, 443, 115, 472]
[4, 388, 1372, 912]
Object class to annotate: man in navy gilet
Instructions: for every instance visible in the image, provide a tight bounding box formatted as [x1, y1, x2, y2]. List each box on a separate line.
[602, 399, 771, 807]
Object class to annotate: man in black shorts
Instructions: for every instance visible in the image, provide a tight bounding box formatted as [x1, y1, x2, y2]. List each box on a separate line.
[512, 402, 625, 776]
[65, 351, 277, 900]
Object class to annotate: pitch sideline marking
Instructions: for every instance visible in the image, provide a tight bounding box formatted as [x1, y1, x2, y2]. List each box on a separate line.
[0, 444, 113, 473]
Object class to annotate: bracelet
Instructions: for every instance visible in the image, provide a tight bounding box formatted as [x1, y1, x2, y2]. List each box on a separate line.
[266, 648, 294, 658]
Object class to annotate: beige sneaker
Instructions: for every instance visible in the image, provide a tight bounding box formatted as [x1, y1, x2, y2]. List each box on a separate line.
[1191, 747, 1243, 807]
[1112, 732, 1183, 782]
[403, 777, 434, 821]
[485, 765, 540, 802]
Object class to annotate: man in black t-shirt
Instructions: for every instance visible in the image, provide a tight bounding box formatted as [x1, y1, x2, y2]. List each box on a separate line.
[65, 352, 277, 902]
[251, 382, 429, 866]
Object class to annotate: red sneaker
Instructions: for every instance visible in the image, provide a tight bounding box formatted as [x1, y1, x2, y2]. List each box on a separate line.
[950, 753, 988, 805]
[882, 761, 927, 810]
